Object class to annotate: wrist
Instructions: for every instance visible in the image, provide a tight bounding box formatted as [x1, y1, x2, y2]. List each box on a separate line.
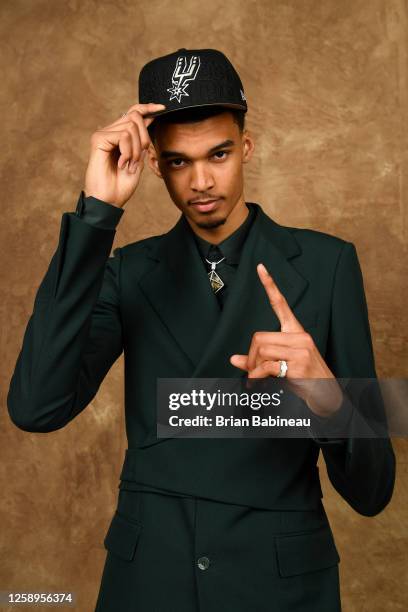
[84, 192, 123, 209]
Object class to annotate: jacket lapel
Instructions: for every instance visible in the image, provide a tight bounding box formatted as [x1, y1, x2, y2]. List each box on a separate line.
[138, 203, 310, 376]
[138, 212, 220, 368]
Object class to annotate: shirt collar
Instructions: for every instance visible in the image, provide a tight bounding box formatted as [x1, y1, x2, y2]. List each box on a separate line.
[190, 203, 257, 265]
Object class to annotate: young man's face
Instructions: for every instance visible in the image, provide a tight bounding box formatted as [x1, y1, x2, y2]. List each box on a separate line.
[148, 111, 255, 238]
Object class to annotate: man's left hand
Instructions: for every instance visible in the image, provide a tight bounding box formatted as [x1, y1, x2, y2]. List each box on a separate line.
[229, 263, 343, 418]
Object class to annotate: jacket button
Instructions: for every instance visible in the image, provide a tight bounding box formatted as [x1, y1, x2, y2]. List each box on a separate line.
[197, 556, 210, 570]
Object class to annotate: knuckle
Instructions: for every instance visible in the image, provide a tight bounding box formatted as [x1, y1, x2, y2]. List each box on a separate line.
[258, 345, 267, 357]
[123, 116, 136, 130]
[253, 331, 262, 344]
[256, 330, 267, 341]
[126, 121, 138, 134]
[128, 108, 141, 116]
[132, 109, 143, 120]
[303, 332, 313, 346]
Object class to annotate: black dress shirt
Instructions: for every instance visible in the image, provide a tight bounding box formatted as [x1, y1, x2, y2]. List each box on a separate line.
[191, 203, 256, 309]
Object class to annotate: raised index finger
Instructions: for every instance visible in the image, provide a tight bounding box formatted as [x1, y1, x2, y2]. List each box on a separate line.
[257, 263, 302, 331]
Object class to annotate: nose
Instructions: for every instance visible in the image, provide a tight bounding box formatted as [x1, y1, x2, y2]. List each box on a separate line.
[190, 162, 215, 193]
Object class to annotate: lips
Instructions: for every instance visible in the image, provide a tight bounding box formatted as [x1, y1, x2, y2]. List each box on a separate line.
[190, 199, 220, 212]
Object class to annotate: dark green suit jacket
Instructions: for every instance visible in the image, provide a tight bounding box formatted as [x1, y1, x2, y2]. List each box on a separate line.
[7, 191, 395, 611]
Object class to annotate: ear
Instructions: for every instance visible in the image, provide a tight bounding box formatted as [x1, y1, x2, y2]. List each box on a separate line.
[242, 130, 255, 164]
[147, 143, 164, 179]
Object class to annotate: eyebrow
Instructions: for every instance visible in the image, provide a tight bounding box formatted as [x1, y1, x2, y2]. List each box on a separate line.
[160, 139, 235, 160]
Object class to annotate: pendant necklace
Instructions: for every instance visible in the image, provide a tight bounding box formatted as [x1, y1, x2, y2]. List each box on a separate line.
[205, 256, 226, 293]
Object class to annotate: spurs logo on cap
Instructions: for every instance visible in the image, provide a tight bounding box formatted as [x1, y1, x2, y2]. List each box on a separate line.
[167, 55, 201, 103]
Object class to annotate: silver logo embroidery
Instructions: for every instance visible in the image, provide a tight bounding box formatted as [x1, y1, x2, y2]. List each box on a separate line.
[167, 55, 201, 103]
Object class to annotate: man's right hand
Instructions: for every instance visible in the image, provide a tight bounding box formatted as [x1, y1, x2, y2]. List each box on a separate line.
[84, 102, 166, 208]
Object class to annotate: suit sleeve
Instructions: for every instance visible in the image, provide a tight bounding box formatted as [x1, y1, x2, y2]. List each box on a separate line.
[313, 241, 396, 516]
[81, 194, 125, 230]
[7, 191, 124, 433]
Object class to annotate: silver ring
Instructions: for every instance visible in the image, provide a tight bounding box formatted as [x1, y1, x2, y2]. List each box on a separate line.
[277, 359, 288, 378]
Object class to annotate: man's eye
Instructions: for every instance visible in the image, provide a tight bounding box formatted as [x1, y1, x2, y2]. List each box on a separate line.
[169, 159, 185, 167]
[213, 151, 228, 160]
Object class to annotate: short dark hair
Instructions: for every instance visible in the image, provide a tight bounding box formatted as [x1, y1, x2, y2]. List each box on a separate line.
[148, 105, 246, 144]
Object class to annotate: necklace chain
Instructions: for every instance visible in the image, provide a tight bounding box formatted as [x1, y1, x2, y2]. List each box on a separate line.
[205, 256, 226, 270]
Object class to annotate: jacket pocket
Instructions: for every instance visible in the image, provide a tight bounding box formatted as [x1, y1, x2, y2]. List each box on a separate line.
[103, 510, 142, 561]
[275, 525, 340, 577]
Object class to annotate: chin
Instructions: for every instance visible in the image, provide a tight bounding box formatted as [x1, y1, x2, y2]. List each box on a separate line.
[195, 217, 227, 229]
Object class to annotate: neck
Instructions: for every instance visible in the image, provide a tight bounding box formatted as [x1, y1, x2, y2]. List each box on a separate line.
[187, 196, 249, 244]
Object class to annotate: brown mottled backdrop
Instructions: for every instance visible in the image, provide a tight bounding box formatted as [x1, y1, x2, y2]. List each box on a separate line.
[1, 1, 407, 610]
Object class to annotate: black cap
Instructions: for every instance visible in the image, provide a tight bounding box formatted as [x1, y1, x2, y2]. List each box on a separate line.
[138, 48, 247, 118]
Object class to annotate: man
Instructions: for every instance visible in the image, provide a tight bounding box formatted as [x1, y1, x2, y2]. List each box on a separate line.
[7, 48, 395, 611]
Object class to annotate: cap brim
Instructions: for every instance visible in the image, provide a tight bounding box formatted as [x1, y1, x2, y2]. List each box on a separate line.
[144, 102, 247, 118]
